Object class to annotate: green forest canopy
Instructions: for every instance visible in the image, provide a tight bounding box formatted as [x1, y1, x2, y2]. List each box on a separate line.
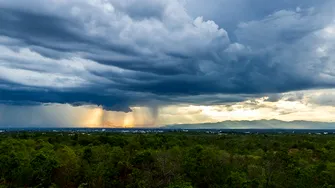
[1, 132, 335, 188]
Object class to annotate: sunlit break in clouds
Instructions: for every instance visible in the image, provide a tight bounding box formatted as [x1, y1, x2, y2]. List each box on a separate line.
[0, 0, 335, 128]
[82, 108, 104, 128]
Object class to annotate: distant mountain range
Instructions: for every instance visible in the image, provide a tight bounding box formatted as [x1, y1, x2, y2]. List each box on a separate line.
[163, 120, 335, 129]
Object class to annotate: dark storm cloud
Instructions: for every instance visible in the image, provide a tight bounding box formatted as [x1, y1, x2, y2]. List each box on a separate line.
[0, 9, 83, 42]
[0, 0, 335, 112]
[0, 87, 132, 112]
[0, 8, 144, 59]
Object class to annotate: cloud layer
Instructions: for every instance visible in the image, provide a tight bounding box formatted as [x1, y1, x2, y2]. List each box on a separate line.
[0, 0, 335, 117]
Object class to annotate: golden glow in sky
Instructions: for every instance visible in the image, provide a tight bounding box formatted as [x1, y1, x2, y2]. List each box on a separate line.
[2, 89, 335, 128]
[81, 107, 104, 127]
[123, 113, 135, 128]
[74, 89, 335, 128]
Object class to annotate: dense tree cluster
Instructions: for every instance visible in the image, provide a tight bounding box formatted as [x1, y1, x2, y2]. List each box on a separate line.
[1, 132, 335, 187]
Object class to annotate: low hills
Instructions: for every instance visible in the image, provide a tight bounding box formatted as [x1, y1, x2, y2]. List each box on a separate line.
[163, 119, 335, 129]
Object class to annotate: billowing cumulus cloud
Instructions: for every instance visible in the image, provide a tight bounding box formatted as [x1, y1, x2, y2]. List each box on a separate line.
[0, 0, 335, 127]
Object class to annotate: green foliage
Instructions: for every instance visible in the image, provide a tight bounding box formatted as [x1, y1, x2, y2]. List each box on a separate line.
[0, 132, 335, 187]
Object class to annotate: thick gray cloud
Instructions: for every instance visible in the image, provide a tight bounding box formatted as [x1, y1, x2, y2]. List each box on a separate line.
[0, 0, 335, 112]
[186, 0, 323, 40]
[309, 93, 335, 106]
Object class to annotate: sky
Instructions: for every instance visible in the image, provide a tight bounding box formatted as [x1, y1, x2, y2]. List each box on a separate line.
[0, 0, 335, 127]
